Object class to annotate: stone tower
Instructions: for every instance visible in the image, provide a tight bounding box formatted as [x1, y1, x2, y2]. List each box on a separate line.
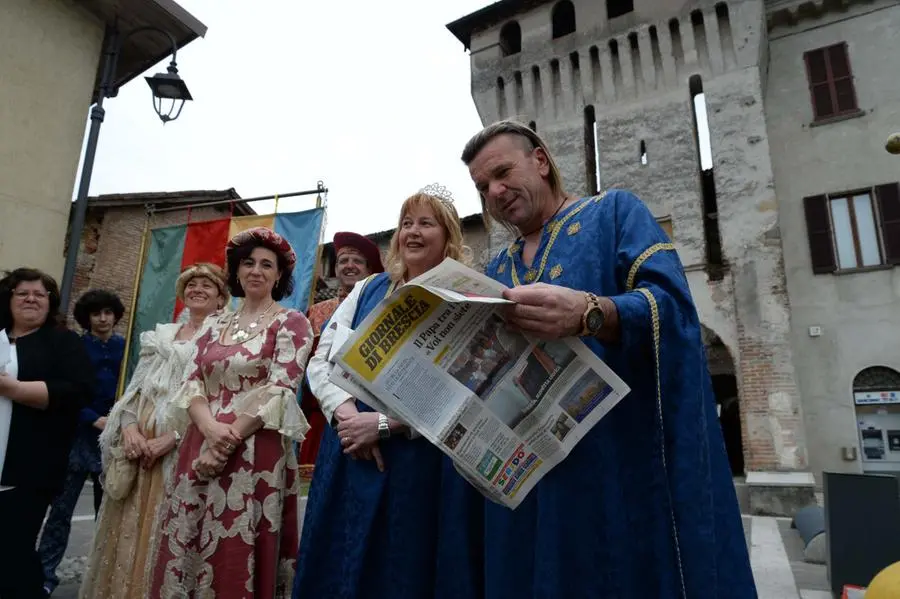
[448, 0, 808, 477]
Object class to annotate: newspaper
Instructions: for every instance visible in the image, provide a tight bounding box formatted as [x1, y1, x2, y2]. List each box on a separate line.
[327, 258, 630, 509]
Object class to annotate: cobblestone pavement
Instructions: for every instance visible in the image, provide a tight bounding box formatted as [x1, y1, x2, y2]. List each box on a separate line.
[48, 485, 831, 598]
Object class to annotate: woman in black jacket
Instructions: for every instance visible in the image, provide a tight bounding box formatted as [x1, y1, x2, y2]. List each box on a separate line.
[0, 268, 94, 599]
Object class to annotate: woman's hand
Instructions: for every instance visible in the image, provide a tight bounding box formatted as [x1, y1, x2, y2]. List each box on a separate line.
[121, 423, 150, 460]
[336, 413, 385, 472]
[200, 420, 242, 457]
[93, 416, 108, 431]
[140, 432, 177, 470]
[0, 374, 18, 397]
[332, 400, 359, 424]
[193, 447, 228, 479]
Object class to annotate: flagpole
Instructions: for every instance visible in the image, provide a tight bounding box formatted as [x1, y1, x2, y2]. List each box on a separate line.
[116, 213, 150, 399]
[305, 189, 328, 312]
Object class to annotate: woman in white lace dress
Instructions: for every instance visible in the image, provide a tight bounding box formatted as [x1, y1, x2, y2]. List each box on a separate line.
[78, 263, 228, 599]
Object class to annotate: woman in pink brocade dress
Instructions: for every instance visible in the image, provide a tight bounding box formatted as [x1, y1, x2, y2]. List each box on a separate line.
[150, 227, 313, 598]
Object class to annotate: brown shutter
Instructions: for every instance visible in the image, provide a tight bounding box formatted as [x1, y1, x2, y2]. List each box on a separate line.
[875, 183, 900, 265]
[805, 49, 833, 119]
[803, 195, 836, 273]
[828, 43, 858, 112]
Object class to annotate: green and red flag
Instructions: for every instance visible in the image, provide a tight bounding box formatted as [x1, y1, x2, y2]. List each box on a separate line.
[126, 208, 324, 378]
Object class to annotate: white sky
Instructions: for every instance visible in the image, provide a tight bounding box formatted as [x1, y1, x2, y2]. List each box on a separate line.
[80, 0, 490, 238]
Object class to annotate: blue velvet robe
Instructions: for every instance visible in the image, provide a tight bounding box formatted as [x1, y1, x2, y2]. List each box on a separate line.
[293, 272, 484, 599]
[482, 190, 756, 598]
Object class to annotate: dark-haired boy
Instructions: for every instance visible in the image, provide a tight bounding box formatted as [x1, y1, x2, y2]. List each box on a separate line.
[38, 289, 125, 596]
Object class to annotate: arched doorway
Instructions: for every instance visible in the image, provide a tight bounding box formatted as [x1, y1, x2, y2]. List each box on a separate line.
[853, 366, 900, 474]
[702, 325, 744, 475]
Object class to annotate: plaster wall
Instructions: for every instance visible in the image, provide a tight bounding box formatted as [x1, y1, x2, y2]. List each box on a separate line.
[0, 0, 103, 278]
[764, 0, 900, 478]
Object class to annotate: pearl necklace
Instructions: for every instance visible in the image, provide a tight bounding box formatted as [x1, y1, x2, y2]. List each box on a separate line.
[229, 301, 275, 342]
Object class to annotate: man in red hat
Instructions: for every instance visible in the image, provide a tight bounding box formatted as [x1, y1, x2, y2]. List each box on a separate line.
[298, 232, 384, 471]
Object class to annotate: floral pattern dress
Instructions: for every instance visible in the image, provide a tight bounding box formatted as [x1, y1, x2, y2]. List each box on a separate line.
[150, 310, 313, 598]
[80, 322, 204, 599]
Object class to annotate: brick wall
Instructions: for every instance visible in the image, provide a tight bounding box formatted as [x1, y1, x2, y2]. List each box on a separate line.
[65, 204, 231, 336]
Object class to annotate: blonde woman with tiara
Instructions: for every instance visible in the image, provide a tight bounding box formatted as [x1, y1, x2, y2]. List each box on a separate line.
[78, 262, 229, 599]
[294, 185, 486, 599]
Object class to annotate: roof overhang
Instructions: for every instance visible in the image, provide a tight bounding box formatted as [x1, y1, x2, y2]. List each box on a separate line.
[78, 0, 208, 103]
[447, 0, 549, 50]
[85, 188, 255, 216]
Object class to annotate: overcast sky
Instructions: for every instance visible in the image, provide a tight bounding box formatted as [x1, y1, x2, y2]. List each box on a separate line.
[82, 1, 489, 238]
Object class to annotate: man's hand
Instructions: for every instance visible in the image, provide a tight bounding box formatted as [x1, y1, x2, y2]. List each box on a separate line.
[502, 283, 587, 339]
[93, 416, 108, 431]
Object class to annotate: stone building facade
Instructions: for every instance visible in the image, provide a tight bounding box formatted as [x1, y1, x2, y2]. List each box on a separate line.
[765, 0, 900, 479]
[66, 189, 253, 335]
[447, 0, 900, 482]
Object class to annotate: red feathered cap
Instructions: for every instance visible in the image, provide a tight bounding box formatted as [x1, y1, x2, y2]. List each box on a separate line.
[333, 231, 384, 274]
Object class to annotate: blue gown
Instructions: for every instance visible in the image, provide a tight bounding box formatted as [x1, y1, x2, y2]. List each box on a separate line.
[293, 272, 484, 599]
[483, 190, 757, 599]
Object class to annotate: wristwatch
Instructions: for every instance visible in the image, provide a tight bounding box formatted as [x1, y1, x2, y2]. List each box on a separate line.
[173, 430, 182, 445]
[579, 292, 605, 336]
[377, 413, 391, 440]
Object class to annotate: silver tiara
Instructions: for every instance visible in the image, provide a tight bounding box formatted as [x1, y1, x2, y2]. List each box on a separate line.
[419, 183, 454, 205]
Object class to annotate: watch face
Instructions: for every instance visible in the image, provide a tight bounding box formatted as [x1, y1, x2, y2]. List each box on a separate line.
[586, 308, 604, 332]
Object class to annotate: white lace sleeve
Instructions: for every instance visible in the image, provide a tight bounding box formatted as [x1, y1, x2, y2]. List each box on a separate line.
[99, 330, 159, 466]
[306, 277, 368, 424]
[229, 311, 314, 441]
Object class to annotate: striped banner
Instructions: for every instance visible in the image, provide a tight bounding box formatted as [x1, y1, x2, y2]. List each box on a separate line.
[126, 208, 324, 380]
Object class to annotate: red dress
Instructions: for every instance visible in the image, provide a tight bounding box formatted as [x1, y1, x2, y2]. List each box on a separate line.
[149, 310, 313, 598]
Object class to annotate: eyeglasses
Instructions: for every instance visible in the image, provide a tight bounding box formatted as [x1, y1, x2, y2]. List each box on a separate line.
[13, 290, 49, 300]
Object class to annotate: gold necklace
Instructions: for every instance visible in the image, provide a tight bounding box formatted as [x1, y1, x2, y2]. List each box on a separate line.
[509, 197, 593, 285]
[230, 301, 275, 342]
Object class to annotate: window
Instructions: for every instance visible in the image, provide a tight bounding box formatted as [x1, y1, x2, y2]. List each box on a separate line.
[551, 1, 576, 39]
[803, 43, 859, 121]
[657, 216, 674, 241]
[499, 21, 521, 56]
[607, 0, 634, 20]
[804, 183, 900, 273]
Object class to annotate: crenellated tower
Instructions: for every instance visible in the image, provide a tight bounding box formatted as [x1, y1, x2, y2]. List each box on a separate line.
[449, 0, 810, 490]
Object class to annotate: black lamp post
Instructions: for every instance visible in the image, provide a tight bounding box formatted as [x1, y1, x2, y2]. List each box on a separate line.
[59, 26, 193, 309]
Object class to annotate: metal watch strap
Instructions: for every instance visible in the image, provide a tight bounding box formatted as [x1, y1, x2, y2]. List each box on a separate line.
[580, 292, 603, 336]
[377, 413, 391, 439]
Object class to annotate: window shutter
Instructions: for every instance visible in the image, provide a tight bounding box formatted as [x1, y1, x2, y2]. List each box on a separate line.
[805, 50, 833, 119]
[875, 183, 900, 265]
[828, 44, 850, 78]
[803, 195, 836, 273]
[829, 43, 858, 112]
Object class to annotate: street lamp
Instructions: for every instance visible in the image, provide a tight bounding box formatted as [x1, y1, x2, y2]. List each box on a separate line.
[146, 62, 193, 123]
[887, 132, 900, 155]
[59, 26, 194, 309]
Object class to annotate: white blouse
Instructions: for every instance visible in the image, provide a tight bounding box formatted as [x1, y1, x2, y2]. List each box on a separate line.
[306, 279, 368, 425]
[306, 277, 417, 438]
[0, 345, 19, 492]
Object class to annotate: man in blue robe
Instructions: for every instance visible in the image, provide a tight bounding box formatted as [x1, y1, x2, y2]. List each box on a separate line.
[460, 120, 757, 598]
